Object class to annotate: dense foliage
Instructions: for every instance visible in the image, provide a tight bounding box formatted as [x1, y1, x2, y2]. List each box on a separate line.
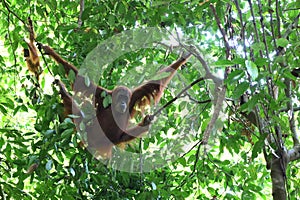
[0, 0, 299, 199]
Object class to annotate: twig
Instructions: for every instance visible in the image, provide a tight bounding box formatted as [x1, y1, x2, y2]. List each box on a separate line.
[2, 0, 26, 25]
[36, 43, 54, 77]
[275, 0, 281, 38]
[4, 6, 18, 91]
[283, 8, 300, 11]
[247, 0, 264, 59]
[163, 27, 225, 146]
[279, 106, 300, 112]
[78, 0, 84, 28]
[151, 77, 205, 118]
[209, 4, 231, 59]
[185, 92, 211, 104]
[257, 0, 271, 64]
[268, 0, 279, 53]
[233, 0, 247, 58]
[283, 13, 300, 39]
[190, 141, 202, 176]
[257, 0, 279, 104]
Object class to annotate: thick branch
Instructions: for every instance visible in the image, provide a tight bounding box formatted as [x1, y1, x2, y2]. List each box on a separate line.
[202, 84, 226, 145]
[288, 146, 300, 162]
[284, 79, 299, 146]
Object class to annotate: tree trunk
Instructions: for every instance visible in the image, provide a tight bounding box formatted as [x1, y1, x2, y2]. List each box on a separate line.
[271, 156, 287, 200]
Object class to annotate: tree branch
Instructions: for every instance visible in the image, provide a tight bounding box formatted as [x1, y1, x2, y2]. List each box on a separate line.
[202, 84, 226, 145]
[209, 3, 231, 58]
[151, 77, 205, 118]
[78, 0, 84, 28]
[234, 0, 247, 58]
[288, 146, 300, 162]
[2, 0, 26, 25]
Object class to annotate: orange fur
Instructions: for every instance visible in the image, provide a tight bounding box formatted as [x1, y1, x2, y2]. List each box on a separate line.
[24, 17, 41, 79]
[40, 44, 191, 158]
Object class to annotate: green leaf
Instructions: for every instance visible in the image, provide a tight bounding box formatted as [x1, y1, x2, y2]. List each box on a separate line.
[151, 182, 157, 190]
[108, 14, 115, 26]
[59, 118, 74, 129]
[251, 42, 264, 51]
[84, 75, 90, 87]
[101, 91, 107, 97]
[254, 58, 268, 67]
[117, 2, 127, 15]
[242, 190, 256, 199]
[44, 130, 55, 137]
[45, 160, 53, 171]
[245, 60, 258, 80]
[81, 7, 91, 21]
[79, 121, 86, 131]
[213, 59, 234, 66]
[177, 157, 186, 166]
[68, 69, 76, 82]
[283, 71, 296, 80]
[245, 94, 260, 113]
[4, 98, 14, 109]
[252, 139, 264, 159]
[277, 38, 289, 47]
[225, 70, 245, 84]
[103, 95, 112, 108]
[69, 167, 76, 176]
[232, 57, 245, 65]
[232, 82, 249, 100]
[61, 128, 74, 139]
[0, 104, 7, 114]
[68, 114, 80, 119]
